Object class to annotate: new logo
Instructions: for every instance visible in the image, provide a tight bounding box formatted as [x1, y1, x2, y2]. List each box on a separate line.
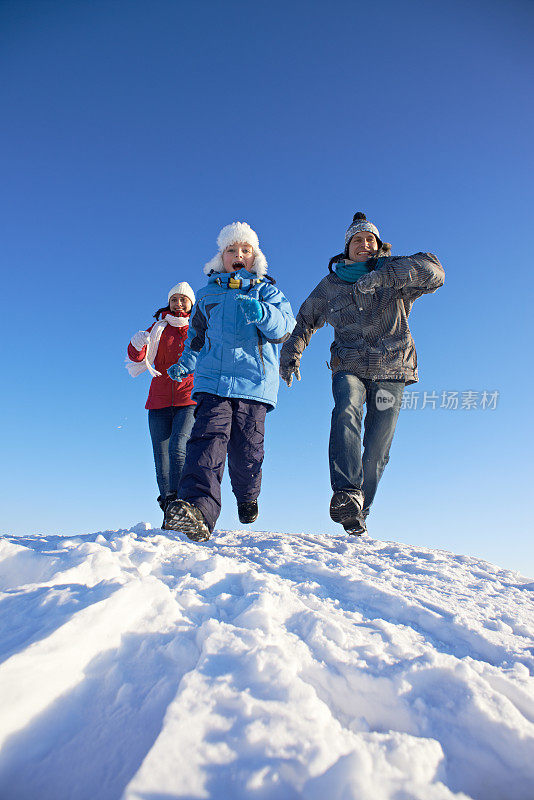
[376, 389, 396, 410]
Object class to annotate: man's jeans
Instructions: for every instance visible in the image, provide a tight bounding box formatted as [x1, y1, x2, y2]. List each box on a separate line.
[329, 373, 404, 515]
[148, 405, 195, 500]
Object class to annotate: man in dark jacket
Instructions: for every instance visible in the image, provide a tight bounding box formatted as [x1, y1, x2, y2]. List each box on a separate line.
[280, 212, 445, 536]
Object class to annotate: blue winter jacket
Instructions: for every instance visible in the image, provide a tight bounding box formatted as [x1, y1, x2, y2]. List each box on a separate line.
[178, 269, 296, 409]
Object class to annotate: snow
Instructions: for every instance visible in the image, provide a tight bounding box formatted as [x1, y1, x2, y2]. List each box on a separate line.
[0, 524, 532, 800]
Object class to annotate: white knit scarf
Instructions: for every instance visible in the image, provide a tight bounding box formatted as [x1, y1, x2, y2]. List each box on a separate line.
[125, 314, 189, 378]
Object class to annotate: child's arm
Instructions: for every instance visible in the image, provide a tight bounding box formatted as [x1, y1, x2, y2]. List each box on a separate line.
[250, 284, 296, 343]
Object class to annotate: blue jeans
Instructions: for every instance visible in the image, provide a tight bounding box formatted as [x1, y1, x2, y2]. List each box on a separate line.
[148, 405, 195, 500]
[329, 373, 404, 515]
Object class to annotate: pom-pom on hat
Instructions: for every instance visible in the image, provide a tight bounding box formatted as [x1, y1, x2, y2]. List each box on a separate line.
[204, 222, 268, 278]
[168, 281, 195, 305]
[344, 212, 382, 256]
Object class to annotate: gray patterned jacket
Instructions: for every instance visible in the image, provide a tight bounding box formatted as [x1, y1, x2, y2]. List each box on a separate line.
[280, 247, 444, 385]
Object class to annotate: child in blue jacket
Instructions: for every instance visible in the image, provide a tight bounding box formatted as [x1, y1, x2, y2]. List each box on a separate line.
[164, 222, 296, 541]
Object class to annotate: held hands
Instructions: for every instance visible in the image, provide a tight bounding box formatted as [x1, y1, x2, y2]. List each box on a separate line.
[279, 360, 301, 387]
[237, 295, 264, 325]
[356, 270, 383, 294]
[167, 363, 189, 383]
[130, 330, 150, 350]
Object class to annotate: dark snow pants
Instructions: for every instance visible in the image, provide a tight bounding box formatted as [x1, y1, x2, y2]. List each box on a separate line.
[178, 393, 268, 532]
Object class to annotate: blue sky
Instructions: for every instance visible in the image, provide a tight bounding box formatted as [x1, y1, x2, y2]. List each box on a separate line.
[2, 0, 533, 575]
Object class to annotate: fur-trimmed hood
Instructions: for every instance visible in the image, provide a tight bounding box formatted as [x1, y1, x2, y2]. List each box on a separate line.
[204, 222, 268, 278]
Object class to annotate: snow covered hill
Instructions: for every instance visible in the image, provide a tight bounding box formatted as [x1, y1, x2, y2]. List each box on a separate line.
[0, 525, 532, 800]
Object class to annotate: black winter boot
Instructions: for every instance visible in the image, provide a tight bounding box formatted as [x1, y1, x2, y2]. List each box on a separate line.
[329, 490, 367, 536]
[159, 493, 177, 529]
[164, 499, 211, 542]
[238, 500, 258, 524]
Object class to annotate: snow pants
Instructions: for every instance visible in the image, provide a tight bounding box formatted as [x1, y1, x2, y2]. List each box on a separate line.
[178, 393, 268, 532]
[329, 373, 404, 516]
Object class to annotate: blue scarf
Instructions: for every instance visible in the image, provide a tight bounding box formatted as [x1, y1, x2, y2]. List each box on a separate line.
[334, 260, 372, 283]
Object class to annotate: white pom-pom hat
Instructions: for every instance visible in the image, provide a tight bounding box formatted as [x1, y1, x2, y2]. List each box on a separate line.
[204, 222, 268, 278]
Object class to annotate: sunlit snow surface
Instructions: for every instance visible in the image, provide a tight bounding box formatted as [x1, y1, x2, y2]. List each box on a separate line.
[0, 524, 533, 800]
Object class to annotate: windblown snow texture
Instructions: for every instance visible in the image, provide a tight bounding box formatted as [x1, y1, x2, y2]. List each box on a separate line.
[0, 525, 533, 800]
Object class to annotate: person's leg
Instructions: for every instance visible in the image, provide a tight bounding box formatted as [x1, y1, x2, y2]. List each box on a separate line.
[361, 380, 404, 515]
[329, 371, 367, 496]
[148, 408, 174, 501]
[168, 405, 196, 496]
[328, 372, 369, 533]
[177, 394, 233, 532]
[227, 399, 267, 503]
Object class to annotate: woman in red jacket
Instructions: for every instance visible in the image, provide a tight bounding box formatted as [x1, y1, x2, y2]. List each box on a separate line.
[126, 282, 196, 516]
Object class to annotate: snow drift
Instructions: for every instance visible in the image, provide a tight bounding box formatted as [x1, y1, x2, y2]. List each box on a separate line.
[0, 525, 532, 800]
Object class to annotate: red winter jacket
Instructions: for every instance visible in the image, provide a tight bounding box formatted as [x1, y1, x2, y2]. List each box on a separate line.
[127, 316, 195, 410]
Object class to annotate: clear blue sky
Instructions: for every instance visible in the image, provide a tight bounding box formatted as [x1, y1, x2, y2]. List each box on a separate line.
[2, 0, 533, 575]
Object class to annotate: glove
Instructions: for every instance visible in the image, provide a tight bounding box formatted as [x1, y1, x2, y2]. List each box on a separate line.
[356, 270, 383, 294]
[130, 330, 150, 350]
[279, 360, 301, 387]
[237, 295, 264, 324]
[167, 363, 189, 383]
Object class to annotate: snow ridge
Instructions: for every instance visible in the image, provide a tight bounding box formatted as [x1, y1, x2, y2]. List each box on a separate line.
[0, 525, 532, 800]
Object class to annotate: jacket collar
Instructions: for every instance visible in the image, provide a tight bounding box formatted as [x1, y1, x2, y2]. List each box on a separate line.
[208, 268, 262, 287]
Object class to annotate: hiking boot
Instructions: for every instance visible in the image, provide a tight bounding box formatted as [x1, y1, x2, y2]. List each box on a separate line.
[163, 499, 211, 542]
[330, 490, 366, 536]
[238, 500, 258, 524]
[344, 517, 368, 537]
[160, 493, 177, 529]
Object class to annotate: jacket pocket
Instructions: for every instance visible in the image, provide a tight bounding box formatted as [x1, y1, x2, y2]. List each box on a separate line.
[197, 339, 223, 377]
[327, 293, 357, 326]
[330, 339, 366, 369]
[256, 330, 266, 377]
[382, 334, 412, 364]
[234, 344, 264, 385]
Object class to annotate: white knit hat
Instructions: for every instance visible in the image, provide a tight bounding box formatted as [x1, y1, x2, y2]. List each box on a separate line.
[168, 281, 195, 305]
[204, 222, 268, 278]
